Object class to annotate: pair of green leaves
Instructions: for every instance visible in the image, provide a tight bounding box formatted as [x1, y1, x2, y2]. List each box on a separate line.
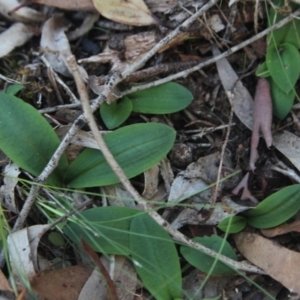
[0, 87, 176, 188]
[218, 184, 300, 233]
[64, 207, 182, 300]
[256, 0, 300, 119]
[64, 206, 238, 299]
[100, 82, 193, 129]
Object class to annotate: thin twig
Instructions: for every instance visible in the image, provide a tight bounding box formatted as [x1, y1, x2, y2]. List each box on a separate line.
[41, 55, 80, 104]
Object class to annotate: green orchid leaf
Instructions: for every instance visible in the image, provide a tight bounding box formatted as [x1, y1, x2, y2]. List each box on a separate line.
[130, 214, 182, 300]
[266, 43, 300, 94]
[100, 96, 132, 129]
[267, 0, 300, 48]
[5, 84, 24, 95]
[270, 79, 294, 119]
[245, 184, 300, 229]
[0, 92, 68, 186]
[63, 207, 141, 255]
[218, 216, 247, 234]
[180, 235, 237, 275]
[255, 62, 270, 78]
[267, 0, 290, 46]
[283, 19, 300, 49]
[65, 123, 176, 188]
[129, 82, 193, 114]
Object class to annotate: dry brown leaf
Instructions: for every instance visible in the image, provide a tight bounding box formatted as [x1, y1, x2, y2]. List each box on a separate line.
[31, 265, 93, 300]
[92, 0, 159, 26]
[212, 45, 254, 130]
[261, 220, 300, 238]
[0, 268, 13, 292]
[30, 0, 96, 11]
[234, 232, 300, 294]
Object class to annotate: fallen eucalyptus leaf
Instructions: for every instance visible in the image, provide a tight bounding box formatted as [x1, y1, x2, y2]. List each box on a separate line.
[212, 45, 253, 130]
[234, 232, 300, 294]
[92, 0, 159, 26]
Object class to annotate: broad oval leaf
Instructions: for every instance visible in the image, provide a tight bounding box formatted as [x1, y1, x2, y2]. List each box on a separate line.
[245, 184, 300, 229]
[5, 84, 24, 95]
[63, 206, 141, 255]
[180, 235, 237, 275]
[130, 214, 182, 300]
[267, 0, 290, 47]
[218, 216, 247, 234]
[100, 96, 132, 129]
[266, 43, 300, 94]
[130, 82, 193, 114]
[65, 123, 176, 188]
[284, 19, 300, 49]
[270, 79, 294, 120]
[255, 62, 270, 78]
[0, 92, 68, 186]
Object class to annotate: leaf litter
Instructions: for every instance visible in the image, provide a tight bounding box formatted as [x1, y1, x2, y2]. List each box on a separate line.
[0, 0, 300, 299]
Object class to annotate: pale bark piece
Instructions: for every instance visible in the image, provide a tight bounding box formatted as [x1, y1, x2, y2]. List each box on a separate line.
[234, 232, 300, 294]
[7, 228, 36, 286]
[212, 45, 254, 130]
[0, 0, 44, 22]
[31, 0, 96, 11]
[0, 163, 20, 213]
[273, 130, 300, 172]
[92, 0, 159, 26]
[0, 23, 33, 58]
[142, 164, 159, 199]
[7, 225, 51, 287]
[41, 15, 88, 80]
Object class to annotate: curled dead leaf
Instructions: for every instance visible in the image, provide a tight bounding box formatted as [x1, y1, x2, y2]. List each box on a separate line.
[261, 220, 300, 238]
